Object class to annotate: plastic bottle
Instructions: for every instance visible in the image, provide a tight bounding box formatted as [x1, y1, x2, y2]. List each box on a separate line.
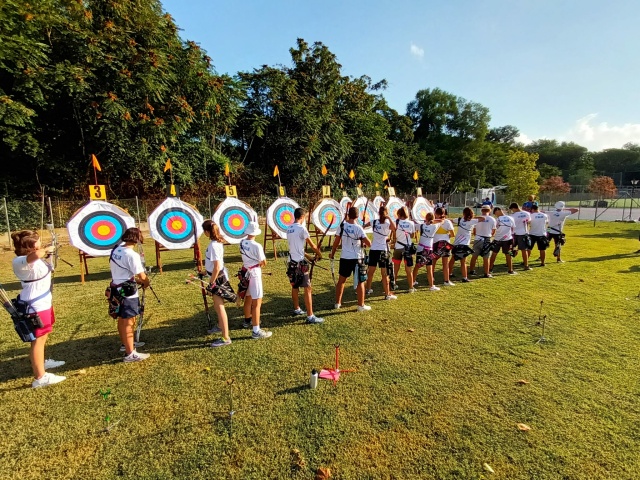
[309, 369, 318, 389]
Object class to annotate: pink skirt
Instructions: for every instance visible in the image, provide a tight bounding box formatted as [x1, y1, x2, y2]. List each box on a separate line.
[34, 307, 55, 338]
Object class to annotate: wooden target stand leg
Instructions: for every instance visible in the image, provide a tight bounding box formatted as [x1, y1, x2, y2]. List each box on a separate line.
[262, 218, 282, 260]
[78, 250, 93, 284]
[154, 240, 201, 274]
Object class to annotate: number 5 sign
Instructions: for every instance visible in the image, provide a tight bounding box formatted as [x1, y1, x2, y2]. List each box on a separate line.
[89, 185, 107, 200]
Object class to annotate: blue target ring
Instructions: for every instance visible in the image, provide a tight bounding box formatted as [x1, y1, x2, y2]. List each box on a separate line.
[273, 204, 296, 231]
[319, 205, 340, 229]
[155, 208, 195, 244]
[78, 212, 127, 250]
[221, 206, 251, 239]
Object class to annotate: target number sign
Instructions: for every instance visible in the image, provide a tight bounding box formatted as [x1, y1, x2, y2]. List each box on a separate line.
[417, 187, 423, 196]
[388, 187, 396, 197]
[225, 185, 238, 198]
[89, 185, 107, 200]
[322, 185, 331, 198]
[279, 186, 286, 197]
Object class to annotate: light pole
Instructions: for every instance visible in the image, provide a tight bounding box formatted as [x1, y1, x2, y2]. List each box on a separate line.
[630, 179, 638, 221]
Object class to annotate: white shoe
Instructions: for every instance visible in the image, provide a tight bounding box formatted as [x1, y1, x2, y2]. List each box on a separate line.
[252, 329, 273, 339]
[120, 342, 145, 352]
[384, 295, 398, 300]
[429, 286, 441, 291]
[334, 303, 341, 310]
[44, 359, 65, 369]
[356, 305, 372, 312]
[366, 289, 374, 295]
[32, 372, 66, 388]
[443, 281, 455, 286]
[123, 350, 150, 362]
[408, 288, 416, 293]
[413, 281, 419, 286]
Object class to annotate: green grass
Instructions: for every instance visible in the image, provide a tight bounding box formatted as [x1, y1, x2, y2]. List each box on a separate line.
[1, 221, 639, 479]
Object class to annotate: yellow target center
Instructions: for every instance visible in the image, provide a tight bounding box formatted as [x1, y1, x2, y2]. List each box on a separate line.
[232, 218, 242, 227]
[283, 213, 292, 223]
[171, 220, 183, 230]
[97, 225, 111, 236]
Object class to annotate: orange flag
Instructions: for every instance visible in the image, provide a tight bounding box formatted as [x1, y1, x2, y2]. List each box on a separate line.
[224, 163, 230, 176]
[382, 171, 388, 181]
[349, 169, 355, 180]
[273, 165, 279, 177]
[91, 154, 101, 171]
[164, 158, 172, 172]
[413, 171, 418, 181]
[321, 165, 328, 176]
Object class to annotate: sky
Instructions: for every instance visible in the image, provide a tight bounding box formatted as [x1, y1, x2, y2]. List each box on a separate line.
[161, 0, 640, 151]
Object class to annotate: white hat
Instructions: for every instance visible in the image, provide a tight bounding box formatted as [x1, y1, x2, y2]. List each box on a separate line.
[244, 221, 261, 236]
[555, 201, 565, 210]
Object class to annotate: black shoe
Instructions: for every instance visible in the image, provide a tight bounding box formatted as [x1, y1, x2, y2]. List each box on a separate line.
[461, 278, 471, 283]
[484, 273, 493, 278]
[469, 270, 477, 276]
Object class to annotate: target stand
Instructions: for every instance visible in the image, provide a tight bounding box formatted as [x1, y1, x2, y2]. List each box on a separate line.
[154, 240, 201, 273]
[262, 221, 283, 260]
[77, 250, 94, 284]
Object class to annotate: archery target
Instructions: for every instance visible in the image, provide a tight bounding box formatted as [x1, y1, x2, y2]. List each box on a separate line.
[411, 197, 434, 222]
[352, 196, 377, 233]
[386, 196, 405, 220]
[148, 197, 204, 250]
[340, 196, 352, 213]
[266, 197, 300, 239]
[373, 195, 385, 210]
[213, 197, 257, 244]
[311, 199, 341, 236]
[66, 201, 135, 257]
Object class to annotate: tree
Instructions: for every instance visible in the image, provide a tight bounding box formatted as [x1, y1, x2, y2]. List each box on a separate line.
[537, 163, 563, 181]
[540, 176, 571, 194]
[525, 139, 587, 177]
[505, 150, 539, 203]
[588, 176, 617, 198]
[486, 125, 520, 145]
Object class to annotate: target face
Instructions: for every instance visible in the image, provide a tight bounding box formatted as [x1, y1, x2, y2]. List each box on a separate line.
[66, 201, 135, 257]
[213, 197, 257, 244]
[411, 197, 434, 222]
[352, 196, 377, 233]
[148, 198, 204, 250]
[386, 196, 405, 220]
[340, 196, 352, 214]
[266, 197, 300, 239]
[311, 199, 341, 236]
[373, 195, 385, 210]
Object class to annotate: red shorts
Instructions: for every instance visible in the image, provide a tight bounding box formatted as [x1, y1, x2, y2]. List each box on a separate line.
[34, 307, 55, 338]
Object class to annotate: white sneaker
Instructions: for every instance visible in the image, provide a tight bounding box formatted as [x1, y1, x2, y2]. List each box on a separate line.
[366, 289, 374, 295]
[123, 350, 150, 362]
[32, 372, 66, 388]
[292, 308, 306, 316]
[44, 359, 65, 369]
[357, 305, 372, 312]
[334, 303, 341, 310]
[413, 281, 419, 286]
[120, 342, 145, 352]
[384, 294, 398, 300]
[429, 286, 441, 292]
[443, 281, 455, 287]
[252, 329, 273, 339]
[408, 288, 416, 293]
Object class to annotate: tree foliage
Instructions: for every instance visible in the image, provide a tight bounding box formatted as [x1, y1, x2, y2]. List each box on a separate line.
[588, 176, 617, 198]
[505, 150, 539, 203]
[540, 176, 571, 194]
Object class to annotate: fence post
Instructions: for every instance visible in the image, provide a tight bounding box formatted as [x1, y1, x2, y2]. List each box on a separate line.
[135, 196, 141, 226]
[208, 194, 212, 218]
[57, 198, 63, 227]
[3, 197, 10, 246]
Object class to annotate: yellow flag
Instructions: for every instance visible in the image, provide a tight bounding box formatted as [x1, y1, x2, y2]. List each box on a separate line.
[382, 171, 388, 181]
[413, 170, 418, 181]
[91, 154, 101, 172]
[273, 165, 279, 177]
[170, 184, 176, 196]
[224, 163, 230, 176]
[375, 182, 379, 187]
[349, 169, 355, 180]
[321, 165, 328, 176]
[164, 158, 172, 172]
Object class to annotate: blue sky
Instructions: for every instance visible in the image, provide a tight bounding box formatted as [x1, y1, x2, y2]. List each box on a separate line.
[162, 0, 640, 151]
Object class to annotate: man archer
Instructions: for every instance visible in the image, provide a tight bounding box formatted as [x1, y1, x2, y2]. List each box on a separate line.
[286, 207, 324, 324]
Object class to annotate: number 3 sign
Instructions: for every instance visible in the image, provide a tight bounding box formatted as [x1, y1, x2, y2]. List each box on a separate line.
[89, 185, 107, 200]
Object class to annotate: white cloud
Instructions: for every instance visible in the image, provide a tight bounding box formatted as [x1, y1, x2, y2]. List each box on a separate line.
[410, 42, 424, 58]
[518, 114, 640, 151]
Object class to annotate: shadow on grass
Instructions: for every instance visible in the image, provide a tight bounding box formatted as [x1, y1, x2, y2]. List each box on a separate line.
[572, 252, 639, 263]
[577, 231, 639, 240]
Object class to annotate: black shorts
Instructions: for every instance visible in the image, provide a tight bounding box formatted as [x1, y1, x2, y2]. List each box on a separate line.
[492, 240, 513, 254]
[530, 235, 549, 251]
[514, 234, 531, 250]
[339, 258, 359, 278]
[367, 250, 388, 268]
[549, 233, 564, 244]
[119, 297, 140, 319]
[433, 240, 452, 258]
[392, 248, 414, 267]
[452, 244, 474, 260]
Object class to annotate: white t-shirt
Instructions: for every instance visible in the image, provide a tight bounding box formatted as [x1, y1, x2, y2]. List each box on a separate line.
[370, 219, 391, 251]
[287, 222, 309, 262]
[12, 257, 52, 312]
[110, 245, 144, 298]
[394, 219, 415, 249]
[494, 215, 516, 241]
[530, 213, 549, 236]
[548, 210, 573, 233]
[453, 218, 479, 246]
[474, 216, 496, 238]
[417, 223, 439, 250]
[433, 219, 454, 243]
[339, 222, 366, 260]
[205, 240, 228, 280]
[510, 211, 531, 235]
[240, 238, 266, 275]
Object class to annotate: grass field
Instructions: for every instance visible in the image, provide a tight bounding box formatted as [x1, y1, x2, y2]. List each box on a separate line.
[0, 220, 639, 480]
